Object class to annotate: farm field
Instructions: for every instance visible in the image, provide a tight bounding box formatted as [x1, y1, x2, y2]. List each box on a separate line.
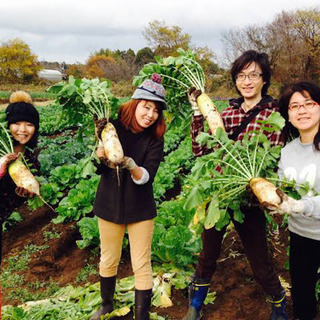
[2, 203, 292, 319]
[1, 47, 310, 318]
[0, 87, 295, 319]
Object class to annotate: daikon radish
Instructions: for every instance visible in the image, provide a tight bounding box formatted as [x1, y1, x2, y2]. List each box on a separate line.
[196, 93, 225, 135]
[249, 177, 282, 207]
[100, 122, 124, 165]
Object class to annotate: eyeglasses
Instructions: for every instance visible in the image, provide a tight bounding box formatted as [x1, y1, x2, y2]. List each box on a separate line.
[288, 101, 318, 111]
[235, 72, 262, 82]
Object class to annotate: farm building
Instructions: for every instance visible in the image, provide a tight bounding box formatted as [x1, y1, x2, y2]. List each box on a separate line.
[38, 69, 64, 82]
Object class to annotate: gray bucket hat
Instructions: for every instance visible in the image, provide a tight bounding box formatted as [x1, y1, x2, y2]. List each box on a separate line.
[132, 74, 167, 109]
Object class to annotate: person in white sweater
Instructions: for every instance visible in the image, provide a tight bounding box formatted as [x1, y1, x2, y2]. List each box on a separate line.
[267, 81, 320, 320]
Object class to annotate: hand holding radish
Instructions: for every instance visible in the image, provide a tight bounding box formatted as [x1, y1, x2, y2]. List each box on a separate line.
[188, 87, 202, 116]
[0, 153, 19, 179]
[15, 186, 35, 198]
[188, 87, 225, 134]
[122, 157, 137, 171]
[94, 118, 108, 141]
[98, 154, 136, 171]
[264, 191, 305, 215]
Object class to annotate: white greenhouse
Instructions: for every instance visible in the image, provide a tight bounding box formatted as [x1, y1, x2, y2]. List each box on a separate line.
[38, 69, 63, 82]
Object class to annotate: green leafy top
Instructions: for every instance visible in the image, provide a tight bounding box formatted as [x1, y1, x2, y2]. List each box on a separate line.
[182, 112, 292, 231]
[47, 76, 118, 122]
[0, 122, 14, 157]
[133, 48, 205, 112]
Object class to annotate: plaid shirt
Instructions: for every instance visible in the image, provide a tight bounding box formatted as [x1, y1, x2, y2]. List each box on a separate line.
[191, 95, 284, 157]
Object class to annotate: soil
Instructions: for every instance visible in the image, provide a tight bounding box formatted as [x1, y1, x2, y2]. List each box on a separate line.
[1, 203, 294, 320]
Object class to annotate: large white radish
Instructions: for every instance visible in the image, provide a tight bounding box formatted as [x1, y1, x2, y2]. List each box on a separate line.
[101, 122, 124, 165]
[249, 177, 282, 207]
[8, 157, 40, 195]
[196, 93, 225, 135]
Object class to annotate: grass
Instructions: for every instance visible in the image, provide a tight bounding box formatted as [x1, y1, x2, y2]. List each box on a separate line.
[43, 229, 61, 241]
[0, 83, 57, 108]
[0, 91, 56, 100]
[5, 243, 49, 272]
[3, 280, 61, 303]
[76, 263, 98, 283]
[0, 241, 60, 304]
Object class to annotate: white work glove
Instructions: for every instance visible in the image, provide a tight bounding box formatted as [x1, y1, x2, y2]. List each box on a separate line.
[188, 87, 202, 116]
[265, 193, 305, 215]
[122, 157, 137, 171]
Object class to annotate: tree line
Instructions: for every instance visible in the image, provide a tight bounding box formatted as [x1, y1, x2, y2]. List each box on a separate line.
[0, 7, 319, 93]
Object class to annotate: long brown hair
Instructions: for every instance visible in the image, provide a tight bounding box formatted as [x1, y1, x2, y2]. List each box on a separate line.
[118, 99, 166, 139]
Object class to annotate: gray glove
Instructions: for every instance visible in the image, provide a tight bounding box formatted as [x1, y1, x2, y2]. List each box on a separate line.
[99, 156, 136, 171]
[122, 157, 137, 170]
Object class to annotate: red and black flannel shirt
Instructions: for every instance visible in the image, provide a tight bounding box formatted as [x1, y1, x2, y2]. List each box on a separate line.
[191, 95, 284, 157]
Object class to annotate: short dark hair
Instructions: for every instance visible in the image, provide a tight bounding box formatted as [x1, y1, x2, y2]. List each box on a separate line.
[279, 81, 320, 150]
[230, 50, 271, 96]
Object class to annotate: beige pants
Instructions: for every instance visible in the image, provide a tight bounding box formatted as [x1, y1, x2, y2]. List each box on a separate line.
[98, 218, 154, 290]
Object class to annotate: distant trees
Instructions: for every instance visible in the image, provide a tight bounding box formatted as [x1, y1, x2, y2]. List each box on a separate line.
[135, 47, 155, 67]
[84, 49, 142, 81]
[143, 20, 191, 57]
[222, 7, 320, 83]
[0, 38, 42, 84]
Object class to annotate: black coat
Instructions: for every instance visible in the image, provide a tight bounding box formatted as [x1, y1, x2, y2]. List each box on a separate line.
[93, 119, 164, 224]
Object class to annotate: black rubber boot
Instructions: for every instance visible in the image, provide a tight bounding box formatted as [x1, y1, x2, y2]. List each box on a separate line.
[134, 288, 152, 320]
[183, 275, 211, 320]
[90, 276, 116, 320]
[267, 289, 289, 320]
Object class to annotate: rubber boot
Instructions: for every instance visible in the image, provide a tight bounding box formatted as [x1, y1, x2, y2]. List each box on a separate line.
[267, 289, 289, 320]
[90, 276, 116, 320]
[183, 276, 211, 320]
[134, 288, 152, 320]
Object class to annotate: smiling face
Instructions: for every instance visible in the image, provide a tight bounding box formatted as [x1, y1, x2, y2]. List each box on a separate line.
[9, 121, 35, 145]
[288, 91, 320, 139]
[135, 100, 159, 130]
[235, 62, 265, 102]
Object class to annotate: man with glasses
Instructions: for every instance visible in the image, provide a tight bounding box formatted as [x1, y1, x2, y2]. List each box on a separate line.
[184, 50, 288, 320]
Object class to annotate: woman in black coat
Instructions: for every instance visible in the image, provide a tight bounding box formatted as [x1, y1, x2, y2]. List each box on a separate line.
[91, 74, 166, 320]
[0, 91, 40, 267]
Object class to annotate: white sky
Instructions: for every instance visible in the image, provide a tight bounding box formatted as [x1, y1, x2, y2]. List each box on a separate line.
[0, 0, 319, 64]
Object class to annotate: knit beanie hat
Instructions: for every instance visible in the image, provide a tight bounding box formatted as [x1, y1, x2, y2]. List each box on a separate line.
[5, 91, 40, 131]
[132, 74, 167, 109]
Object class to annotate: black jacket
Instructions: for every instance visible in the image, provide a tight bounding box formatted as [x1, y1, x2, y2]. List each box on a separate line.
[93, 119, 164, 224]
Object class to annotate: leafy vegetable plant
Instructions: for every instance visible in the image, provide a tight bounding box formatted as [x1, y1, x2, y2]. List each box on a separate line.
[134, 48, 224, 133]
[183, 112, 307, 231]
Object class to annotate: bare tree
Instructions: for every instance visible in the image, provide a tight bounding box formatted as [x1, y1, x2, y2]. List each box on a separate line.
[221, 7, 320, 83]
[292, 7, 320, 79]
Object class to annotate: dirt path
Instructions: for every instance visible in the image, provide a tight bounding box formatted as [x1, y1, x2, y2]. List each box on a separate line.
[1, 204, 294, 319]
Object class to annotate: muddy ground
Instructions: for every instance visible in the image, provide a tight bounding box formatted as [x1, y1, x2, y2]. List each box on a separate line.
[1, 204, 293, 320]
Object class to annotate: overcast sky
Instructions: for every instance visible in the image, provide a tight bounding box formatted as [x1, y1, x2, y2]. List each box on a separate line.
[0, 0, 319, 65]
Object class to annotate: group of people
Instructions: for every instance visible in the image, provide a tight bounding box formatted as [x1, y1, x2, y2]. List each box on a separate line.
[184, 51, 320, 320]
[0, 49, 319, 320]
